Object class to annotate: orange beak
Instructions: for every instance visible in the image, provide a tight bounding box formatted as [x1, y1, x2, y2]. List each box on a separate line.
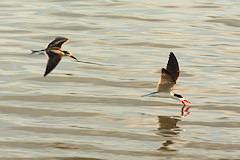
[70, 55, 79, 61]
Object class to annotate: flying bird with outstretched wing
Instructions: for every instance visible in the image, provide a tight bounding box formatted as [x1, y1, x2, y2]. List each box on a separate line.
[142, 52, 191, 105]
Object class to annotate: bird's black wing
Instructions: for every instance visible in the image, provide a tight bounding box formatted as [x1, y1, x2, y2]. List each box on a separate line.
[157, 68, 176, 92]
[44, 50, 63, 77]
[166, 52, 179, 82]
[47, 37, 69, 50]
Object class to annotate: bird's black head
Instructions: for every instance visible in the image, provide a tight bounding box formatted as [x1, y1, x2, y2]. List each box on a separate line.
[62, 50, 79, 61]
[172, 92, 192, 105]
[63, 50, 72, 56]
[174, 93, 183, 98]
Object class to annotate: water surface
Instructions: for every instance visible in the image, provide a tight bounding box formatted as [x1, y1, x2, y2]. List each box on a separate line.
[0, 0, 239, 159]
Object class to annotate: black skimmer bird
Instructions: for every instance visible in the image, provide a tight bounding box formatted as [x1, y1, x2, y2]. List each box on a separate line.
[142, 52, 191, 106]
[32, 37, 79, 77]
[31, 37, 106, 75]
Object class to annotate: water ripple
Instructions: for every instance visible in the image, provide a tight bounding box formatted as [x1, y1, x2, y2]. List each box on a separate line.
[205, 18, 240, 27]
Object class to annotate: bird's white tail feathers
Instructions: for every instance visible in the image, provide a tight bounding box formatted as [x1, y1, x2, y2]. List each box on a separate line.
[30, 49, 45, 55]
[141, 91, 158, 97]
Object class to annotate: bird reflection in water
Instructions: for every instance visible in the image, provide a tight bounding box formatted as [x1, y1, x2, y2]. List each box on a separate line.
[156, 115, 182, 137]
[156, 105, 191, 152]
[156, 115, 182, 152]
[181, 104, 192, 117]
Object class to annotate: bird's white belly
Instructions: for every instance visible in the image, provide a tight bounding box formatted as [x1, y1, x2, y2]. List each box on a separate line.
[149, 92, 172, 98]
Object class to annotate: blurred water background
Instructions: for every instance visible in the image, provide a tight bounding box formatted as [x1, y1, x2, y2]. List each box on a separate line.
[0, 0, 239, 159]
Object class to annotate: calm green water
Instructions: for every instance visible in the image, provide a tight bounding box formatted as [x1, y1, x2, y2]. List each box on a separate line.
[0, 0, 239, 159]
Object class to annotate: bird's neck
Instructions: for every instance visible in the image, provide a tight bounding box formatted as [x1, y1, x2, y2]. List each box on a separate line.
[171, 91, 184, 101]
